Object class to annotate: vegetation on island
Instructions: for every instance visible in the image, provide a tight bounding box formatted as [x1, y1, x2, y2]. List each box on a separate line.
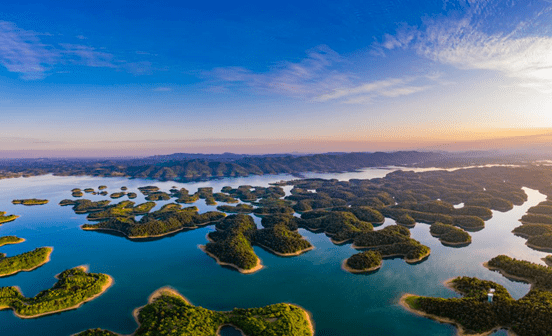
[110, 192, 126, 199]
[346, 225, 430, 268]
[86, 201, 156, 220]
[344, 250, 382, 273]
[299, 211, 373, 243]
[0, 266, 111, 318]
[203, 214, 260, 272]
[127, 192, 137, 199]
[145, 191, 171, 201]
[12, 198, 49, 206]
[0, 212, 19, 225]
[402, 256, 552, 336]
[0, 236, 24, 247]
[515, 200, 552, 251]
[429, 222, 472, 246]
[255, 223, 313, 256]
[75, 287, 313, 336]
[0, 247, 53, 277]
[544, 255, 552, 267]
[82, 203, 225, 238]
[217, 203, 254, 214]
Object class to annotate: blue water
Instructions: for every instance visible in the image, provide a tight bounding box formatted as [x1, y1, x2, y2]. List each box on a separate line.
[0, 171, 548, 336]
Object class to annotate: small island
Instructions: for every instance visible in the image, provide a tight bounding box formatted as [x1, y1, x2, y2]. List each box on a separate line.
[0, 211, 19, 225]
[343, 250, 382, 273]
[400, 256, 552, 336]
[0, 236, 25, 247]
[0, 266, 112, 318]
[349, 225, 430, 265]
[12, 199, 49, 206]
[74, 287, 314, 336]
[217, 203, 254, 214]
[202, 214, 262, 274]
[429, 222, 472, 246]
[0, 247, 53, 277]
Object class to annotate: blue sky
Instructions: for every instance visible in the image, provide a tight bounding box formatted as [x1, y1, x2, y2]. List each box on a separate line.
[1, 0, 552, 157]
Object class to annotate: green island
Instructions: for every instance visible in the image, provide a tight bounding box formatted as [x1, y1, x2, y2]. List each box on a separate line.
[400, 255, 552, 336]
[0, 211, 19, 225]
[0, 247, 53, 277]
[145, 191, 171, 201]
[202, 214, 262, 273]
[72, 191, 84, 197]
[255, 222, 313, 256]
[12, 198, 49, 206]
[343, 250, 382, 273]
[217, 203, 255, 214]
[0, 236, 25, 247]
[60, 199, 112, 214]
[348, 225, 430, 266]
[110, 192, 126, 199]
[81, 203, 225, 239]
[429, 222, 472, 246]
[127, 192, 137, 199]
[298, 211, 374, 244]
[85, 201, 156, 220]
[83, 188, 95, 193]
[74, 287, 314, 336]
[0, 266, 112, 318]
[514, 200, 552, 251]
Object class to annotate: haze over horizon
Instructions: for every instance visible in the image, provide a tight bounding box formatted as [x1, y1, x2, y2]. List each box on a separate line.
[2, 0, 552, 158]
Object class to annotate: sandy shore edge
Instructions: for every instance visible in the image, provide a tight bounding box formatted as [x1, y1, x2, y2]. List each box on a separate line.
[199, 245, 263, 274]
[341, 259, 381, 274]
[10, 266, 113, 319]
[0, 246, 53, 278]
[398, 294, 515, 336]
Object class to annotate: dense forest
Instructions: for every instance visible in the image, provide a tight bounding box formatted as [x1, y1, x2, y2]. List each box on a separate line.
[75, 288, 313, 336]
[486, 255, 552, 291]
[344, 250, 383, 273]
[0, 267, 110, 317]
[0, 247, 52, 277]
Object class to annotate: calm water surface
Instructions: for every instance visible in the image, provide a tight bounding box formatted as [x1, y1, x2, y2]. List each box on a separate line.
[0, 169, 547, 336]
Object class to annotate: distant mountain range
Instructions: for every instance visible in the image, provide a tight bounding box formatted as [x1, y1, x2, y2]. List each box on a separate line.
[0, 150, 543, 182]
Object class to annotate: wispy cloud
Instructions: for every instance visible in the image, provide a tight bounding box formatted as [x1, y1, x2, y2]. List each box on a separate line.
[315, 75, 436, 104]
[0, 21, 56, 79]
[153, 87, 172, 92]
[205, 45, 353, 98]
[0, 21, 150, 79]
[377, 1, 552, 93]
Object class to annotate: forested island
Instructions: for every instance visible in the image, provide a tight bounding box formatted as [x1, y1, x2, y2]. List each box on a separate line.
[0, 236, 24, 247]
[400, 255, 552, 336]
[12, 199, 49, 206]
[0, 247, 53, 277]
[346, 225, 431, 268]
[429, 222, 472, 246]
[515, 200, 552, 251]
[0, 212, 19, 225]
[81, 203, 225, 239]
[0, 266, 112, 318]
[74, 287, 313, 336]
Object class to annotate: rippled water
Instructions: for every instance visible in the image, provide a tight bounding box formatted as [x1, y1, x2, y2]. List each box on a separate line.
[0, 169, 547, 336]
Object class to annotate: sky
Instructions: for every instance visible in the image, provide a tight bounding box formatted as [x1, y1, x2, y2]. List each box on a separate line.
[1, 0, 552, 157]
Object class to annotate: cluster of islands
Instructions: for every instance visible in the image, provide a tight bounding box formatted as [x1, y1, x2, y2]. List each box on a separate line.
[2, 160, 552, 335]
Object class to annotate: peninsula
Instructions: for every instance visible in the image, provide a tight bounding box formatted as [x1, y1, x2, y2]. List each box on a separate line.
[0, 266, 112, 318]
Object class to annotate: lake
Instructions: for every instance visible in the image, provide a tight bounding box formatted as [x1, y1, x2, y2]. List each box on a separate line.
[0, 168, 547, 336]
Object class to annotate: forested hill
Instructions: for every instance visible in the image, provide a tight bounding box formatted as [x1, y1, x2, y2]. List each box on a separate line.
[0, 151, 528, 182]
